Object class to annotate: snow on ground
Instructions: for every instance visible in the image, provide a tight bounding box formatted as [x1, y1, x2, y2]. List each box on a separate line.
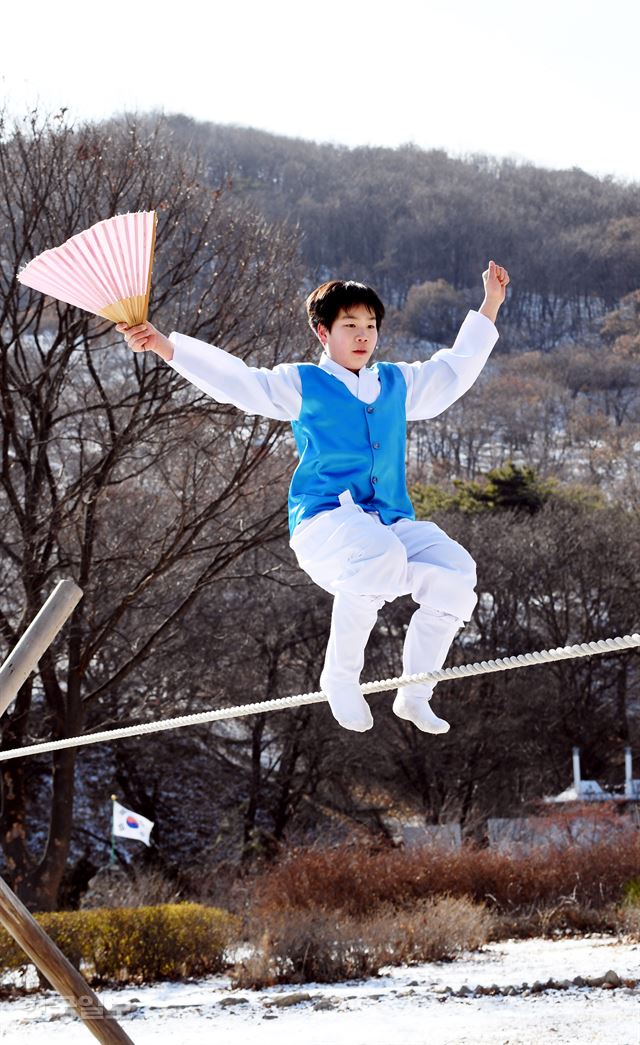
[1, 935, 638, 1044]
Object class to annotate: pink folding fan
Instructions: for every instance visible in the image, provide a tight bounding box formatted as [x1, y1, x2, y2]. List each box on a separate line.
[17, 210, 157, 326]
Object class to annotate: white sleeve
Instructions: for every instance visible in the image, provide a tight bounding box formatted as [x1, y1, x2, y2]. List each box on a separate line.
[166, 331, 302, 421]
[396, 310, 499, 421]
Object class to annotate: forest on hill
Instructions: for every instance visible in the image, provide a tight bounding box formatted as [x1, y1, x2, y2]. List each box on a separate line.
[164, 114, 640, 348]
[0, 109, 638, 910]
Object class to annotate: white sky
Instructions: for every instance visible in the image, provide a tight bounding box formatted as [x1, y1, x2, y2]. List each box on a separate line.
[2, 0, 639, 182]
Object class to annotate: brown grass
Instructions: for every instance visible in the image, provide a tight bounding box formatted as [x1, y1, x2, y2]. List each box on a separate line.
[81, 867, 182, 909]
[371, 896, 493, 963]
[253, 834, 640, 918]
[232, 895, 493, 987]
[619, 904, 640, 941]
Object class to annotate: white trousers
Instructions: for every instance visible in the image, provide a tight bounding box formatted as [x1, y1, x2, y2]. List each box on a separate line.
[290, 493, 477, 695]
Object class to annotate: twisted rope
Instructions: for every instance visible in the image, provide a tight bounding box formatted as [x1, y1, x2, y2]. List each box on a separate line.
[1, 633, 638, 763]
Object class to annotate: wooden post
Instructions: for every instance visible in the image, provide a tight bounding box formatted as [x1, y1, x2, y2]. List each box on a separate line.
[0, 579, 83, 716]
[0, 877, 133, 1043]
[0, 580, 133, 1042]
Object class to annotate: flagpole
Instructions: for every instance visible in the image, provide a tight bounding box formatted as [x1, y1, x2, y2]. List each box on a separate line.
[110, 795, 117, 868]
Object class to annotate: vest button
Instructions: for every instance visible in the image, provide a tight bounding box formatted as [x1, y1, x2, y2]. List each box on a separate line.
[372, 441, 380, 449]
[372, 476, 378, 484]
[366, 406, 374, 413]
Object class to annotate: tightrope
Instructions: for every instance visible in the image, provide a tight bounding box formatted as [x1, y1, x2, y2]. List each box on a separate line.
[1, 633, 638, 762]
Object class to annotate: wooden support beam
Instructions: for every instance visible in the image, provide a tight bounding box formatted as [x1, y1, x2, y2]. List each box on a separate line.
[0, 579, 83, 717]
[0, 580, 132, 1041]
[0, 872, 133, 1041]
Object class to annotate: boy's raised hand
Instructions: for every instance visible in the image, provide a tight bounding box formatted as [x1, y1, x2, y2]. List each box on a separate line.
[115, 321, 175, 362]
[482, 260, 510, 306]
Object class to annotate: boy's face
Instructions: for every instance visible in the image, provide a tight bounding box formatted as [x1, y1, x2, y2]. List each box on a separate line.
[317, 303, 378, 373]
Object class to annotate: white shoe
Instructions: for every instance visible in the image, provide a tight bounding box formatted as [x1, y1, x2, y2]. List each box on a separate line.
[320, 671, 374, 732]
[392, 690, 450, 734]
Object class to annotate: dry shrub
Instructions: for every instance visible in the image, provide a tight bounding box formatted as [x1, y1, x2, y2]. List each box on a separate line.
[617, 876, 640, 941]
[177, 860, 240, 908]
[81, 903, 238, 983]
[255, 834, 640, 917]
[81, 867, 181, 909]
[233, 908, 378, 987]
[493, 902, 618, 939]
[232, 895, 492, 988]
[0, 904, 239, 985]
[375, 896, 493, 963]
[618, 904, 640, 940]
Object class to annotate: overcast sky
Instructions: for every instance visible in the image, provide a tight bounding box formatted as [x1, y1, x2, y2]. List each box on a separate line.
[2, 0, 638, 182]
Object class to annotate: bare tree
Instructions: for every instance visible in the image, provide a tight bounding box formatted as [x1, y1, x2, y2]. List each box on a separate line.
[0, 110, 306, 908]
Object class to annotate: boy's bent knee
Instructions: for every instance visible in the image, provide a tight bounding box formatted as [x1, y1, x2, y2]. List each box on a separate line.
[447, 541, 477, 583]
[335, 531, 407, 598]
[448, 548, 477, 619]
[410, 542, 478, 621]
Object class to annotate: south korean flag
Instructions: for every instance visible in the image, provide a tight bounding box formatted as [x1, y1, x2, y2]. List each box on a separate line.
[112, 800, 154, 847]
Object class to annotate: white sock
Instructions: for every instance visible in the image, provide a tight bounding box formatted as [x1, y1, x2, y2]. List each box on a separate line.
[319, 591, 382, 733]
[393, 606, 462, 734]
[320, 669, 374, 732]
[392, 685, 450, 734]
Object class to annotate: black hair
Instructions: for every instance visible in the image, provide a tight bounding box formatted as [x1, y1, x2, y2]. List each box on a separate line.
[305, 279, 385, 333]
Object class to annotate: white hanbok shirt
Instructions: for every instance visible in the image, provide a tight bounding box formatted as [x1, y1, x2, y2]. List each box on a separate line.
[166, 310, 499, 421]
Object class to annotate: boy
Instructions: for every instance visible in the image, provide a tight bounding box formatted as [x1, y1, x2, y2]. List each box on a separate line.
[117, 259, 509, 733]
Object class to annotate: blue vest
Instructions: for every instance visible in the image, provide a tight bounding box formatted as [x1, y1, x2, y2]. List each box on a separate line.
[288, 362, 415, 535]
